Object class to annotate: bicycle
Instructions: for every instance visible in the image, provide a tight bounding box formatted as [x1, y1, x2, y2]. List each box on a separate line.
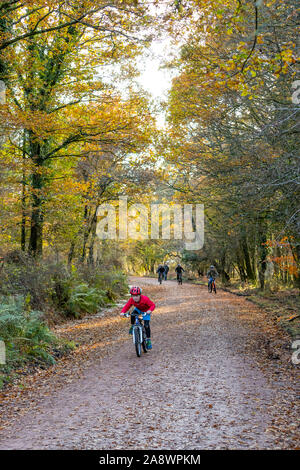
[158, 272, 163, 284]
[123, 312, 148, 357]
[177, 272, 183, 285]
[208, 277, 217, 293]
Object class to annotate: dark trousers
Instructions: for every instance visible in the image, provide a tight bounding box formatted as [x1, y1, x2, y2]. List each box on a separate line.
[131, 313, 151, 338]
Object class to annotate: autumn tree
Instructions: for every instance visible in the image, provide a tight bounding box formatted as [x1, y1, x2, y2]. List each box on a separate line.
[163, 0, 299, 288]
[0, 1, 157, 257]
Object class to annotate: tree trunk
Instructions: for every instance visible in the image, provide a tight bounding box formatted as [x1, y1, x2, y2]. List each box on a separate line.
[28, 137, 44, 257]
[238, 265, 247, 283]
[28, 171, 44, 257]
[88, 226, 97, 266]
[241, 234, 256, 281]
[81, 204, 89, 263]
[289, 237, 300, 292]
[258, 231, 268, 290]
[21, 131, 27, 251]
[219, 250, 230, 284]
[21, 169, 27, 252]
[68, 240, 76, 266]
[81, 206, 98, 263]
[236, 250, 247, 282]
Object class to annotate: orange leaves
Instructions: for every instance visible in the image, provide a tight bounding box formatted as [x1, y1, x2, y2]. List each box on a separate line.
[271, 257, 298, 276]
[265, 237, 290, 248]
[264, 238, 298, 277]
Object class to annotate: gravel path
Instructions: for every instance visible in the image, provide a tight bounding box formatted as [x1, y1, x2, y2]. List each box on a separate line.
[0, 277, 299, 449]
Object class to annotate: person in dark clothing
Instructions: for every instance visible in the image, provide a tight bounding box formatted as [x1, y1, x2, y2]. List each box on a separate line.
[156, 264, 165, 283]
[163, 263, 169, 280]
[175, 264, 185, 283]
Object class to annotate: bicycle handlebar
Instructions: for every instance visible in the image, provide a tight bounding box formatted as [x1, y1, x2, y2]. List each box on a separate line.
[121, 312, 147, 318]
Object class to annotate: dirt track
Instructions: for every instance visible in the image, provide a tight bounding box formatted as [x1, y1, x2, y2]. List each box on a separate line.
[0, 277, 299, 449]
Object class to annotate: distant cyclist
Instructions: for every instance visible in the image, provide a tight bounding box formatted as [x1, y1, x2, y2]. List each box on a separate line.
[207, 265, 219, 291]
[156, 264, 165, 284]
[175, 264, 185, 283]
[163, 263, 169, 280]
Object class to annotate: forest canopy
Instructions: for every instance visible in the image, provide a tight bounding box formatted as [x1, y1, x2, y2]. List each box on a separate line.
[0, 0, 299, 290]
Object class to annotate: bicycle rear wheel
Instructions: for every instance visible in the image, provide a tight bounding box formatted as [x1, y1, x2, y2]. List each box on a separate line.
[141, 326, 148, 353]
[135, 342, 141, 357]
[142, 339, 147, 353]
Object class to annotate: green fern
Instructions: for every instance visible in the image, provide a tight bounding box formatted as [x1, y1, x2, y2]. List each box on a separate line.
[0, 295, 57, 372]
[67, 283, 107, 317]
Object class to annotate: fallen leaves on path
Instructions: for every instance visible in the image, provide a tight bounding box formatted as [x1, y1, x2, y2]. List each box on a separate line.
[0, 278, 299, 449]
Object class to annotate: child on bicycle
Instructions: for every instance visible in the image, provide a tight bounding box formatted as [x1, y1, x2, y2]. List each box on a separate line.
[120, 286, 155, 350]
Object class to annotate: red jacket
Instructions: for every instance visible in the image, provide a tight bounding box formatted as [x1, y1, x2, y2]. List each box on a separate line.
[121, 295, 156, 314]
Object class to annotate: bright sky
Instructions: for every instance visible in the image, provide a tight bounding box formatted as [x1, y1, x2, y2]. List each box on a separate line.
[136, 38, 178, 127]
[138, 41, 174, 99]
[100, 35, 178, 129]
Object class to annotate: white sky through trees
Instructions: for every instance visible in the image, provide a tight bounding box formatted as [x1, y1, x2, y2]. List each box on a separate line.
[137, 37, 177, 128]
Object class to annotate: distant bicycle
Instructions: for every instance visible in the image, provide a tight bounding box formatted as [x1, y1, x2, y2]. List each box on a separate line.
[158, 272, 163, 284]
[123, 312, 148, 357]
[175, 264, 184, 285]
[208, 277, 216, 293]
